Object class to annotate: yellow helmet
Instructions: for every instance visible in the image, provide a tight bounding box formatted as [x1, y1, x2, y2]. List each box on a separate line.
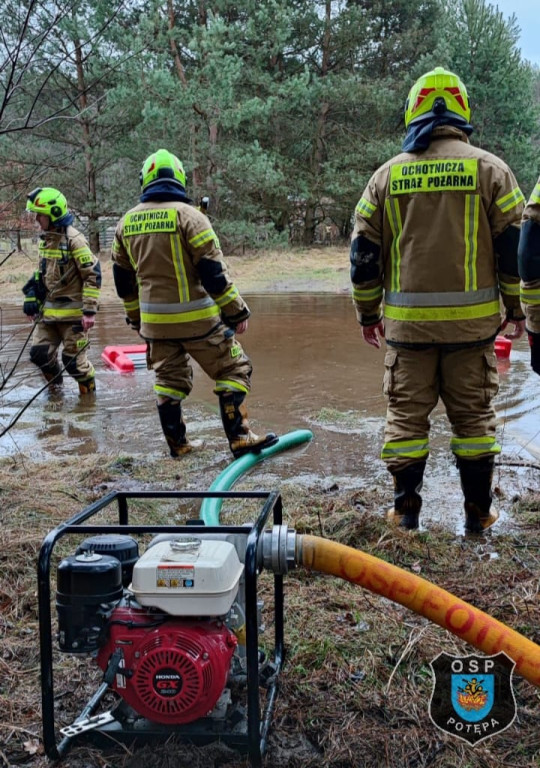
[26, 187, 68, 222]
[140, 149, 186, 191]
[404, 67, 470, 128]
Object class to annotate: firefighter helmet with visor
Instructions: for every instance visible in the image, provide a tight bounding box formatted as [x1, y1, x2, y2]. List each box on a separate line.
[26, 187, 68, 222]
[404, 67, 470, 128]
[140, 149, 186, 191]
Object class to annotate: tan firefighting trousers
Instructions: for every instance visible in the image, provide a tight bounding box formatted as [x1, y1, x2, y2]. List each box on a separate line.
[381, 344, 499, 473]
[31, 321, 94, 380]
[147, 325, 253, 401]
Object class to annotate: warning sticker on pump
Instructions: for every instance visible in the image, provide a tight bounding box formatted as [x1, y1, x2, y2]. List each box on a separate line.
[156, 564, 195, 588]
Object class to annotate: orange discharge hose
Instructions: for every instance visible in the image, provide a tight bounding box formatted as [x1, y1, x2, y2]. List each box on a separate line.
[299, 535, 540, 688]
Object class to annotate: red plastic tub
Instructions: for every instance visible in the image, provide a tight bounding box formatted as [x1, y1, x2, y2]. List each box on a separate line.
[101, 344, 147, 373]
[494, 336, 512, 360]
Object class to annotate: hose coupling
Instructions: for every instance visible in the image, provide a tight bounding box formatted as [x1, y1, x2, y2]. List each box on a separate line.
[259, 525, 297, 574]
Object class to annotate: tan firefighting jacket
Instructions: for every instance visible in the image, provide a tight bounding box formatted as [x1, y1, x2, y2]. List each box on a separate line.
[520, 176, 540, 333]
[39, 226, 101, 323]
[351, 126, 524, 346]
[111, 201, 249, 340]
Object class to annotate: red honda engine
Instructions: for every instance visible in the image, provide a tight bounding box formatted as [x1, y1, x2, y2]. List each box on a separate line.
[96, 605, 238, 724]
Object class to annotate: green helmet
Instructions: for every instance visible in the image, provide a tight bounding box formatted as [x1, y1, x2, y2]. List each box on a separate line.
[26, 187, 68, 222]
[404, 67, 470, 128]
[140, 149, 186, 191]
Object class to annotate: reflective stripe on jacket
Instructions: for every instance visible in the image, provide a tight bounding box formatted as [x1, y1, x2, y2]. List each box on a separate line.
[351, 126, 524, 346]
[111, 201, 249, 340]
[39, 226, 101, 323]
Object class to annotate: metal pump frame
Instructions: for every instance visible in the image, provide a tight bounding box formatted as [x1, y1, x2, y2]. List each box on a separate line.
[38, 490, 285, 767]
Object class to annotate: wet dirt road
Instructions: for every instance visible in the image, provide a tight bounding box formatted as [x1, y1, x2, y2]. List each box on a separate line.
[1, 294, 539, 534]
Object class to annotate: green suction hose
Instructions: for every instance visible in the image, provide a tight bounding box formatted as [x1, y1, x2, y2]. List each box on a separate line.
[200, 429, 313, 525]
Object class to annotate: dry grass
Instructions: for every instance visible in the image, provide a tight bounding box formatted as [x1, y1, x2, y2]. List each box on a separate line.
[0, 244, 350, 307]
[0, 450, 539, 768]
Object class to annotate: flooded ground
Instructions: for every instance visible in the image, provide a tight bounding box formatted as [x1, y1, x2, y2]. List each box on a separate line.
[1, 294, 539, 534]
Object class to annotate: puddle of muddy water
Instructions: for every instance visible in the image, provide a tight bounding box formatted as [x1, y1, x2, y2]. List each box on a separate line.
[1, 294, 539, 535]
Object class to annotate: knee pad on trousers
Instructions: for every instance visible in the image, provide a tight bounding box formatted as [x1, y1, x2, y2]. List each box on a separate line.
[61, 351, 81, 375]
[30, 344, 56, 372]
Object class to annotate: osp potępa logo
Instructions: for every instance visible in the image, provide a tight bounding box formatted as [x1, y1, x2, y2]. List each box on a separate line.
[429, 652, 516, 745]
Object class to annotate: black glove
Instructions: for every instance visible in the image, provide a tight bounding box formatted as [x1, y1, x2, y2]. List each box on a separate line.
[125, 316, 141, 331]
[23, 297, 40, 316]
[529, 332, 540, 375]
[22, 271, 46, 316]
[22, 271, 46, 302]
[221, 308, 250, 330]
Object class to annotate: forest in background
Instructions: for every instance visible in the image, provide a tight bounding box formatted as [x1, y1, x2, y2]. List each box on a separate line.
[0, 0, 539, 253]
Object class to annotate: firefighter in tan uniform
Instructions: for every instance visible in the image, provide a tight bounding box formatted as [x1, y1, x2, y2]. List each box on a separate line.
[350, 67, 525, 533]
[23, 187, 101, 394]
[111, 148, 278, 459]
[518, 177, 540, 374]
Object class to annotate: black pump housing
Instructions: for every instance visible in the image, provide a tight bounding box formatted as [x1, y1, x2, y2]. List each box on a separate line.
[56, 552, 123, 653]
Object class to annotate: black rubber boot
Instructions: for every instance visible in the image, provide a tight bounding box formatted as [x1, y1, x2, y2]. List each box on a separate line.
[78, 375, 96, 395]
[42, 364, 63, 387]
[218, 391, 278, 459]
[387, 461, 426, 530]
[457, 456, 498, 534]
[30, 344, 63, 386]
[157, 401, 202, 457]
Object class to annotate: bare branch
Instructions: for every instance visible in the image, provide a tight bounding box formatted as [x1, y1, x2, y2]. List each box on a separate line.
[0, 0, 36, 119]
[0, 0, 134, 134]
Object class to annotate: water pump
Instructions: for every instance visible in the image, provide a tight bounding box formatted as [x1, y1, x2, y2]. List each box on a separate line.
[38, 490, 293, 767]
[60, 535, 245, 724]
